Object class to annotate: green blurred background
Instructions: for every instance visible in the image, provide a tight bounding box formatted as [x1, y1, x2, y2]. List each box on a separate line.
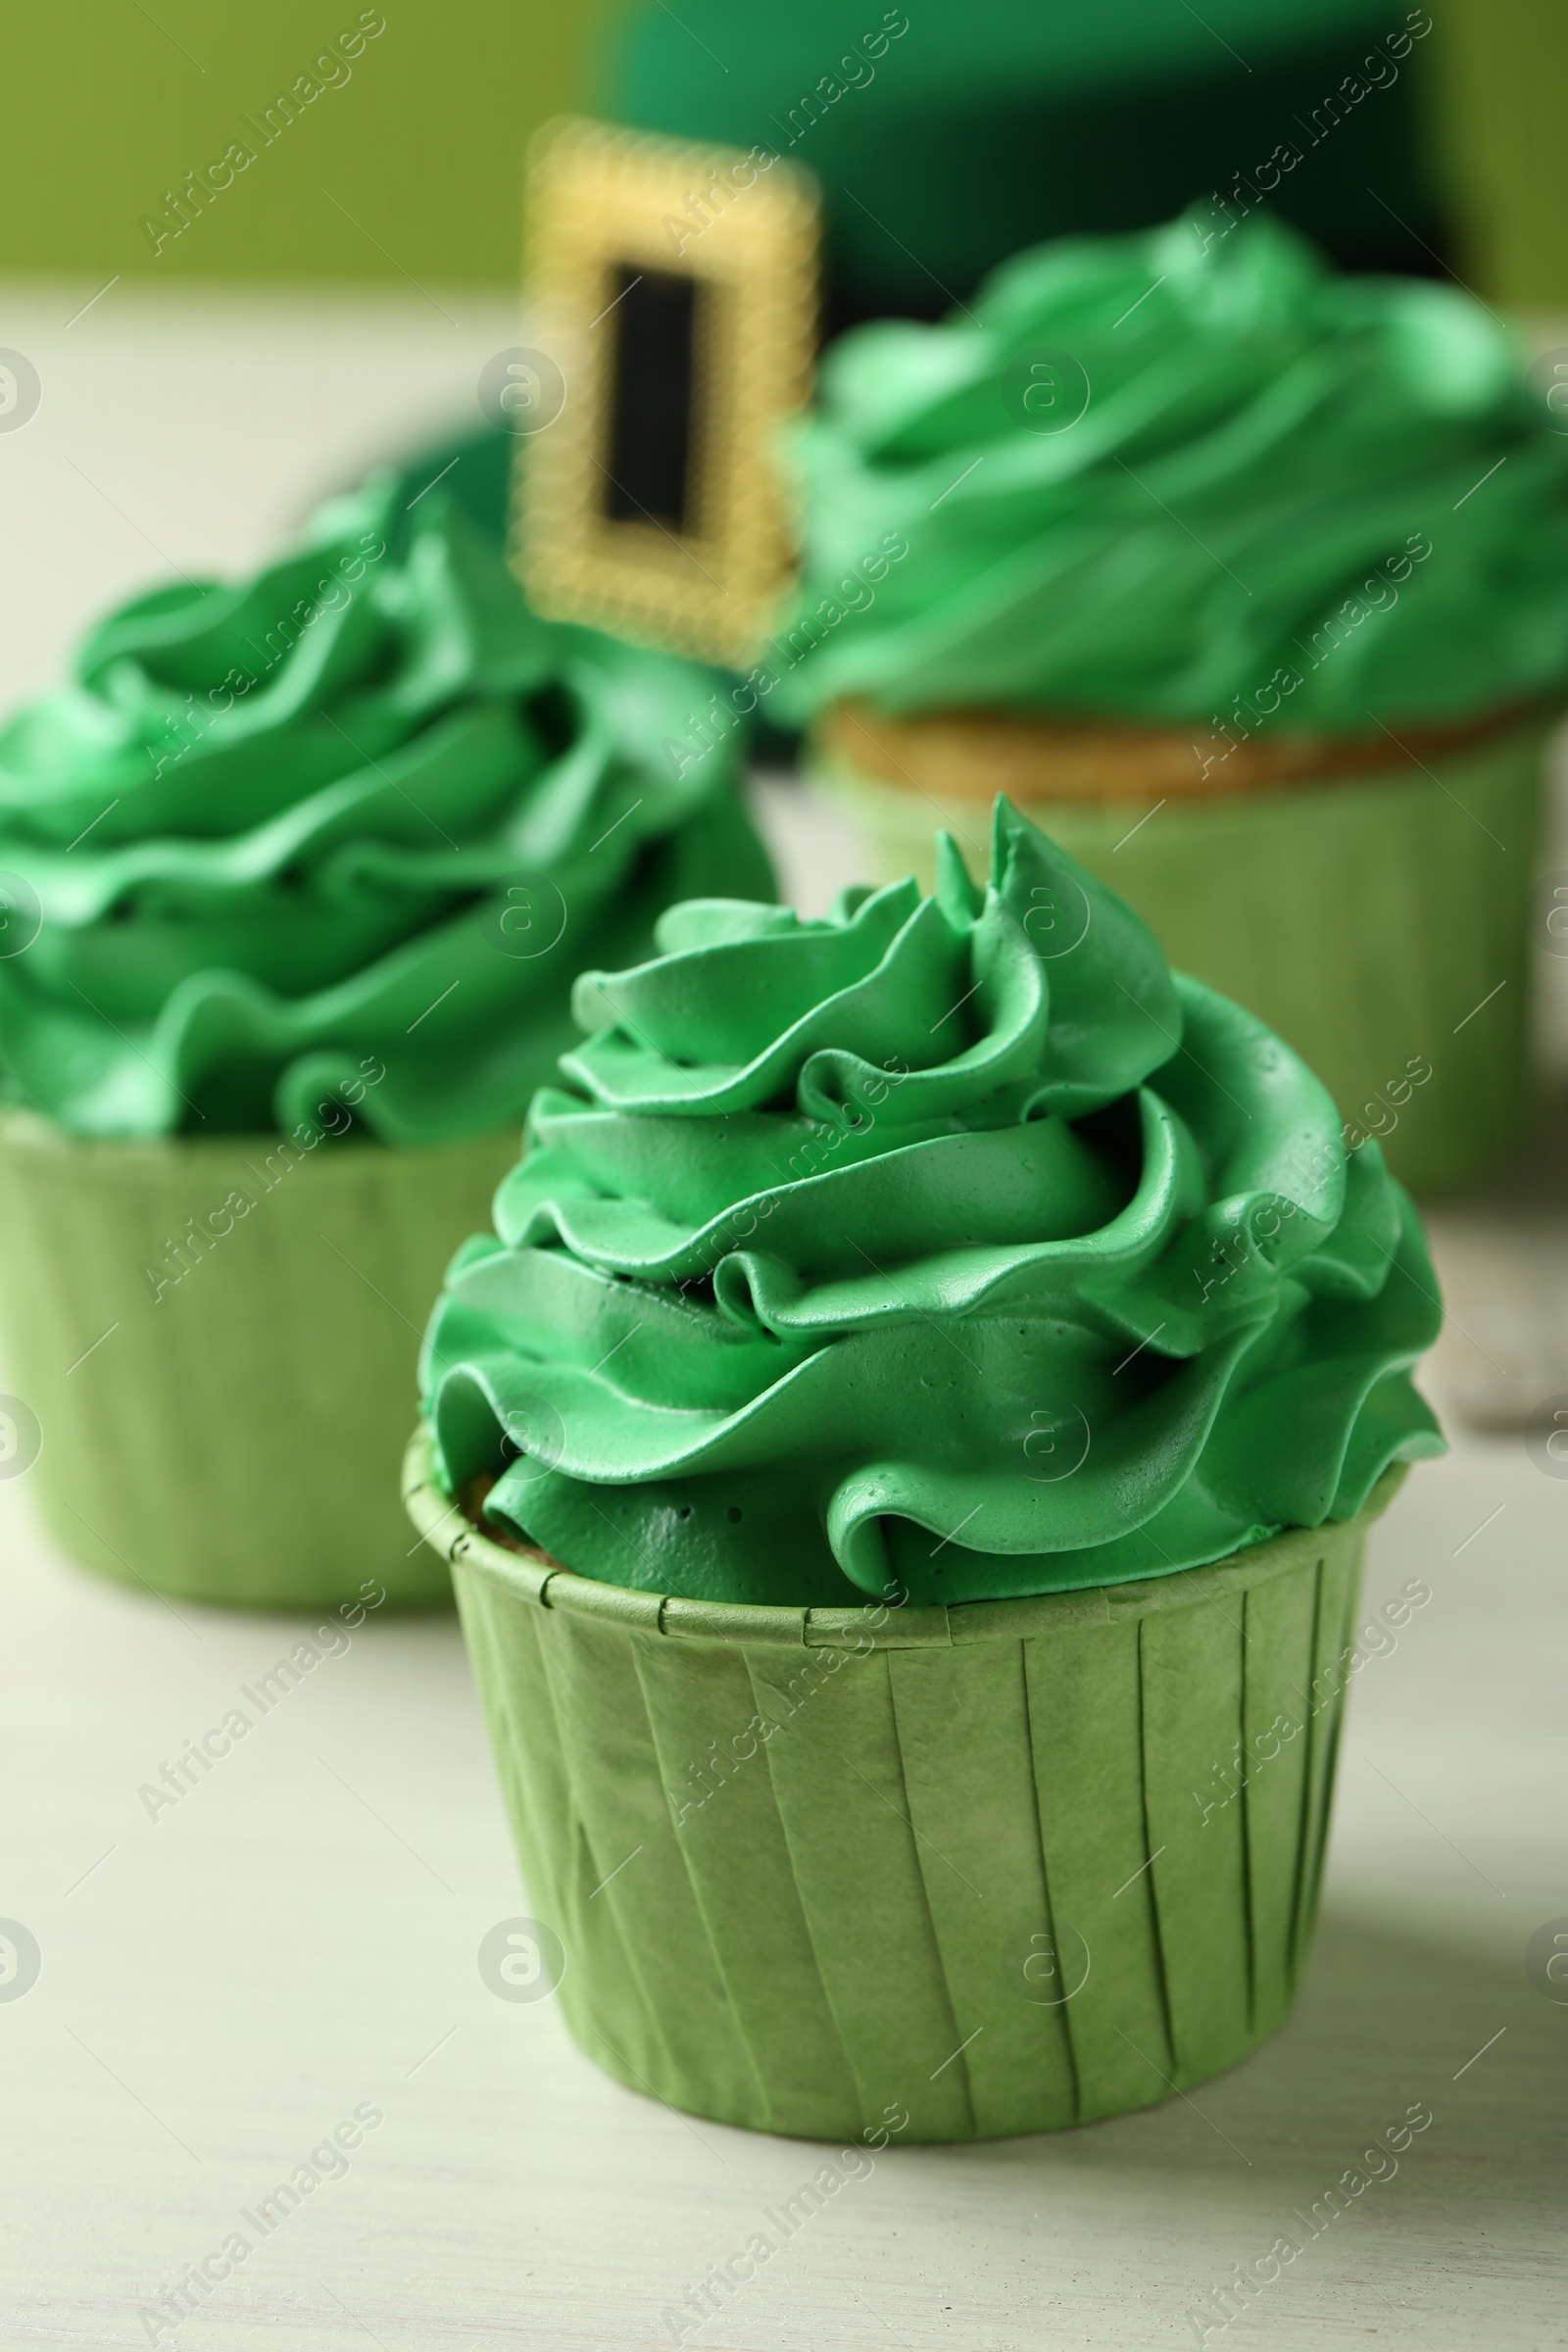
[2, 0, 1563, 306]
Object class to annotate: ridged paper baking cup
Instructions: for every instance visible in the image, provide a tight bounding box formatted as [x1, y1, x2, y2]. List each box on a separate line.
[408, 1429, 1401, 2141]
[811, 724, 1548, 1196]
[0, 1113, 517, 1609]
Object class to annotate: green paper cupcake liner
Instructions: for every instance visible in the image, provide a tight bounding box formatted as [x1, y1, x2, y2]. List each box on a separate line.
[811, 722, 1550, 1196]
[408, 1429, 1401, 2141]
[0, 1112, 517, 1610]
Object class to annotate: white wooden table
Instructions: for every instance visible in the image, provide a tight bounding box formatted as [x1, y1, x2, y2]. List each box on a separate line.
[1, 280, 1564, 2351]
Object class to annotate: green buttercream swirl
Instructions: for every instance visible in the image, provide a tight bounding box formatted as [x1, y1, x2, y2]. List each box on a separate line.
[0, 480, 771, 1140]
[776, 208, 1568, 730]
[423, 800, 1444, 1607]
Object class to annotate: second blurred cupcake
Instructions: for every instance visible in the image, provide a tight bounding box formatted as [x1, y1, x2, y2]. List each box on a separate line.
[780, 207, 1568, 1194]
[0, 477, 772, 1607]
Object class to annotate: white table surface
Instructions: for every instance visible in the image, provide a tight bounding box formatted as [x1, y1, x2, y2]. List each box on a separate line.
[1, 280, 1565, 2352]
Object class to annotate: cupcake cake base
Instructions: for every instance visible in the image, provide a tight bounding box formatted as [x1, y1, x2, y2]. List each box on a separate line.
[407, 1428, 1402, 2142]
[0, 1114, 518, 1611]
[812, 703, 1551, 1197]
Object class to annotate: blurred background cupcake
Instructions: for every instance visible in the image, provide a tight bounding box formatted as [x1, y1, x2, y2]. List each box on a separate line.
[777, 209, 1568, 1197]
[0, 476, 771, 1608]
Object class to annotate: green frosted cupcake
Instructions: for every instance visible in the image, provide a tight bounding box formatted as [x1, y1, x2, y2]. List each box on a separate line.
[774, 207, 1568, 1194]
[0, 477, 772, 1609]
[409, 798, 1444, 2136]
